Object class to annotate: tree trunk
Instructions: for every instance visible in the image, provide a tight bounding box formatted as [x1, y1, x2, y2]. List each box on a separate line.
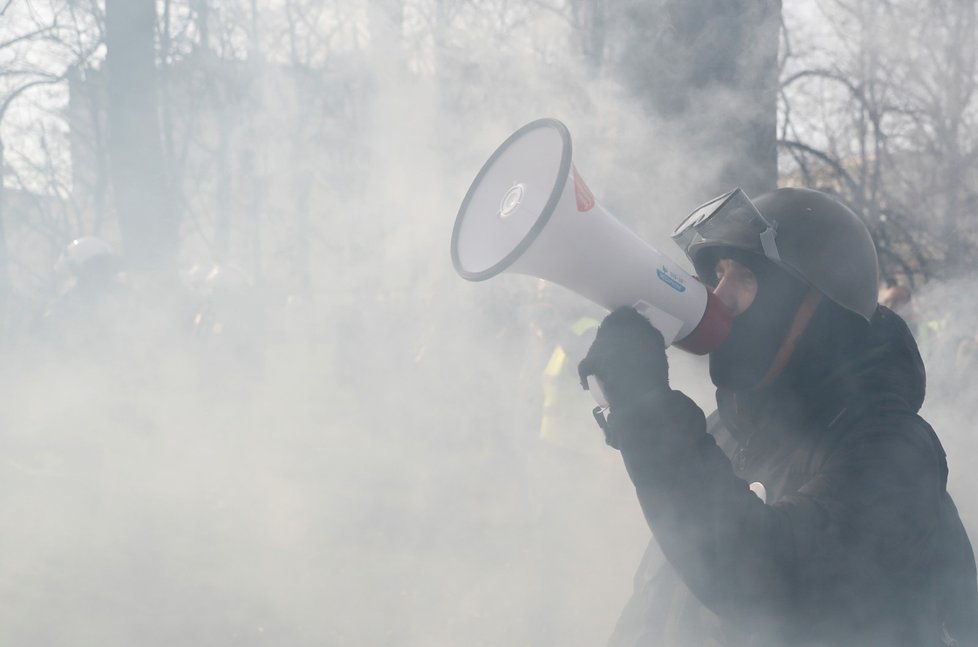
[105, 0, 177, 271]
[570, 0, 610, 71]
[0, 138, 10, 303]
[615, 0, 781, 198]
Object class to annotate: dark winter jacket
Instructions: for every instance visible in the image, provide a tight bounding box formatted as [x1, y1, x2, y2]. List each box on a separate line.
[607, 305, 978, 647]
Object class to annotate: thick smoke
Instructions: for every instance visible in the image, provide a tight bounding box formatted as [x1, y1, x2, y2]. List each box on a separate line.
[906, 279, 978, 537]
[0, 2, 973, 647]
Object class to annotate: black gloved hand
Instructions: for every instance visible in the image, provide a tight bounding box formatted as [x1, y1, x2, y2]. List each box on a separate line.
[577, 306, 669, 411]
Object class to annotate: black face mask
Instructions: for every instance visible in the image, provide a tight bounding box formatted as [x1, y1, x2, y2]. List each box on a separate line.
[707, 250, 810, 391]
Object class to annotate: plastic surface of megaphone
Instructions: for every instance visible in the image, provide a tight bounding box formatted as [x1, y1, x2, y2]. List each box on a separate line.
[451, 118, 731, 354]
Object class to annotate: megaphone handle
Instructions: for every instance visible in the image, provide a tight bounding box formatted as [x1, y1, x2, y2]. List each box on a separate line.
[585, 374, 609, 407]
[592, 406, 609, 432]
[585, 374, 612, 437]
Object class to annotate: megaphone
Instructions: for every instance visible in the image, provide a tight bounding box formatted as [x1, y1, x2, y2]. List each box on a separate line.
[450, 118, 732, 354]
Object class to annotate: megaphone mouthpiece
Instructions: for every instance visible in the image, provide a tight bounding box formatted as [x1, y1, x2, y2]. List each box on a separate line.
[675, 290, 733, 354]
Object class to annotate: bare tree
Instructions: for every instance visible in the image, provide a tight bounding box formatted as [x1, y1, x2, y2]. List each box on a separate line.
[780, 0, 978, 284]
[105, 0, 177, 271]
[0, 1, 103, 307]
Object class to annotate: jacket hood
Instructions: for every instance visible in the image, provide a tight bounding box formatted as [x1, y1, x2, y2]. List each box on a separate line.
[718, 303, 926, 437]
[859, 305, 926, 412]
[803, 303, 926, 414]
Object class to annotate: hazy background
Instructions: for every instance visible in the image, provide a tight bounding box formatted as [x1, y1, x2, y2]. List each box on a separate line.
[1, 1, 977, 645]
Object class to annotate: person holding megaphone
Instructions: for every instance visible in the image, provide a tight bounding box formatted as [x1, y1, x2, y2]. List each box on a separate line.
[452, 120, 976, 647]
[581, 188, 977, 647]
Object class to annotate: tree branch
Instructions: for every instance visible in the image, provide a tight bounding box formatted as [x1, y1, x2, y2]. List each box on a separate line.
[777, 138, 862, 198]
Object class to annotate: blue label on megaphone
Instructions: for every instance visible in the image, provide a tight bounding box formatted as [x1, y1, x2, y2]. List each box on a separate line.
[656, 266, 687, 293]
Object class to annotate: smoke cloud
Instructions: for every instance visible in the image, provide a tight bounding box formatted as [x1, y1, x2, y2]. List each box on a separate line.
[0, 2, 974, 646]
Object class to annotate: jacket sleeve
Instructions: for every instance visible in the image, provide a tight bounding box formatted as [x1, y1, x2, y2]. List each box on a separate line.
[609, 389, 945, 628]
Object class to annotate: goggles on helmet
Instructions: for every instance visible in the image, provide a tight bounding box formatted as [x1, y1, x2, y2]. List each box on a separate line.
[672, 188, 781, 264]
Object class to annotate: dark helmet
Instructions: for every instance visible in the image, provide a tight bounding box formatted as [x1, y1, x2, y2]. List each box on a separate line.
[672, 187, 879, 321]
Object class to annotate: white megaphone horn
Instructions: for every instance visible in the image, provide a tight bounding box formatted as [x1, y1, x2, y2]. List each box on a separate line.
[450, 118, 731, 354]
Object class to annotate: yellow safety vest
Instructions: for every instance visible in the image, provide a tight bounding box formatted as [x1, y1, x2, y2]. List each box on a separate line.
[539, 316, 605, 454]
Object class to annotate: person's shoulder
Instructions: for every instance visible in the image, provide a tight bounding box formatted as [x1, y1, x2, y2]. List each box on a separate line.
[829, 404, 946, 479]
[842, 403, 940, 447]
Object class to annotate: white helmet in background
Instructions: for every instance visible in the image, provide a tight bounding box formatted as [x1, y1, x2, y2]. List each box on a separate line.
[55, 236, 117, 277]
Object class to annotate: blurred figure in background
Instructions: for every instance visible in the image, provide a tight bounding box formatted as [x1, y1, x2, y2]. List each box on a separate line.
[39, 236, 131, 353]
[183, 261, 217, 301]
[878, 281, 917, 332]
[539, 312, 601, 453]
[191, 263, 266, 387]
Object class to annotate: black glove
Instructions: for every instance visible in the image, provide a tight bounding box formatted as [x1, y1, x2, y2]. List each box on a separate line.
[577, 306, 669, 411]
